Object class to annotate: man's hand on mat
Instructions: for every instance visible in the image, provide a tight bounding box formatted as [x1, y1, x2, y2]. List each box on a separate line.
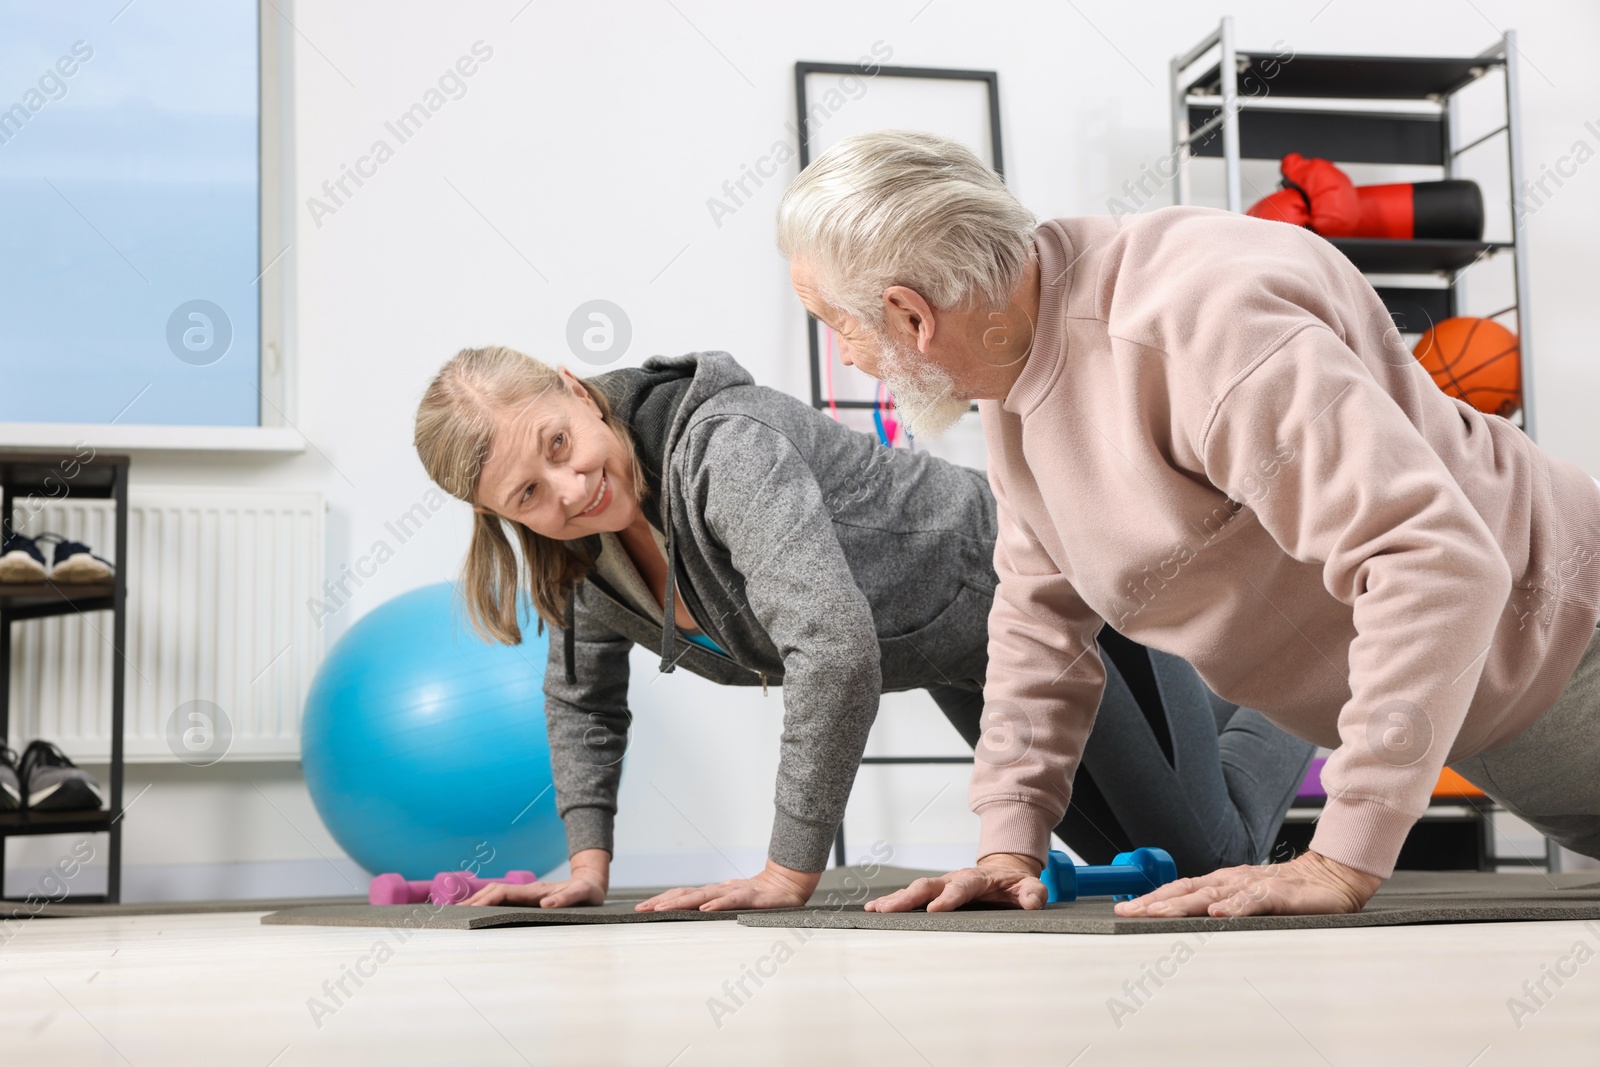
[1113, 850, 1383, 918]
[863, 852, 1048, 913]
[634, 859, 821, 912]
[463, 849, 609, 908]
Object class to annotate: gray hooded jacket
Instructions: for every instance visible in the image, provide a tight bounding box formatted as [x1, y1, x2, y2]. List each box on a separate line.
[544, 352, 997, 872]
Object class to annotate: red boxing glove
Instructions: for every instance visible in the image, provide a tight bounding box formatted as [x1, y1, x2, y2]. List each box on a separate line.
[1246, 186, 1310, 226]
[1279, 153, 1360, 236]
[1247, 153, 1360, 235]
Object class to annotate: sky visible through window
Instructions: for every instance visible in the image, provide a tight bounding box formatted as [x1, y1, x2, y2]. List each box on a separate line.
[0, 1, 260, 426]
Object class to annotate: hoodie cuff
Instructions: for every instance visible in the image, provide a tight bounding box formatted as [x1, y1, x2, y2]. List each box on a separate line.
[767, 810, 837, 874]
[974, 799, 1058, 867]
[563, 806, 615, 858]
[1307, 794, 1418, 880]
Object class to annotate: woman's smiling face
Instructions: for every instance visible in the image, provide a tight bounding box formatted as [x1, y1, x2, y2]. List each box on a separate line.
[474, 371, 641, 539]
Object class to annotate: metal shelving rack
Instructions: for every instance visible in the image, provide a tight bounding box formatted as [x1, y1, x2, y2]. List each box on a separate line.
[0, 450, 131, 902]
[1169, 18, 1535, 437]
[1170, 22, 1557, 872]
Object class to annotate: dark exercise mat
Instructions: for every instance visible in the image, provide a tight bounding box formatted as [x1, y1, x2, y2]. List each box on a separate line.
[0, 862, 943, 926]
[738, 871, 1600, 936]
[259, 863, 946, 930]
[597, 863, 946, 905]
[259, 868, 1600, 934]
[1370, 870, 1600, 896]
[19, 896, 365, 919]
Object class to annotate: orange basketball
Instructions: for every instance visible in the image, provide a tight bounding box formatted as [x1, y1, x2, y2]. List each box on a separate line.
[1412, 316, 1521, 418]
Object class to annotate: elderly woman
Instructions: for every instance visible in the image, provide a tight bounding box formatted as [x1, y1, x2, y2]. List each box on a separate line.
[776, 129, 1600, 918]
[411, 346, 1312, 911]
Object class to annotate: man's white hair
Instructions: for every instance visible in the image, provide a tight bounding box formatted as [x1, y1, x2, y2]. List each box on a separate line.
[776, 129, 1037, 330]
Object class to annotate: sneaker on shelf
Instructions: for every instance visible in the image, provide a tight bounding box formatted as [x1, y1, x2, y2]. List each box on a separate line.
[35, 533, 114, 583]
[0, 531, 49, 583]
[20, 740, 105, 812]
[0, 745, 20, 811]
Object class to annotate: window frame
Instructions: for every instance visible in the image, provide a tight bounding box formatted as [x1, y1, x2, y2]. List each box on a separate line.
[0, 1, 303, 454]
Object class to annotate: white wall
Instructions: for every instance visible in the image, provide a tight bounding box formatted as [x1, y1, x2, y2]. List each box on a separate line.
[13, 0, 1600, 898]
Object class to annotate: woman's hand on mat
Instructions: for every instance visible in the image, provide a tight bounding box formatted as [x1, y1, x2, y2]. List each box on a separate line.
[863, 852, 1048, 913]
[634, 859, 821, 912]
[463, 849, 610, 908]
[1113, 850, 1383, 918]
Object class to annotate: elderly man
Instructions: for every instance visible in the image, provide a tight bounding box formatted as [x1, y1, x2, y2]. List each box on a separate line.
[777, 129, 1600, 918]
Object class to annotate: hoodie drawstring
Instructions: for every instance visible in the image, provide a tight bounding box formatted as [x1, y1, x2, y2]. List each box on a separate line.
[564, 587, 578, 685]
[659, 522, 680, 674]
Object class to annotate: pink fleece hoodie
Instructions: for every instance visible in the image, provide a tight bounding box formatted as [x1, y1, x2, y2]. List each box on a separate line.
[972, 205, 1600, 879]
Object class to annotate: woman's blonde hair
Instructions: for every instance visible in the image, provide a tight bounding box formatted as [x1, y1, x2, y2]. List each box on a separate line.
[413, 345, 647, 645]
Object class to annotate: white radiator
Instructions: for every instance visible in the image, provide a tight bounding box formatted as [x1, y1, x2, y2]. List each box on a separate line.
[5, 487, 325, 761]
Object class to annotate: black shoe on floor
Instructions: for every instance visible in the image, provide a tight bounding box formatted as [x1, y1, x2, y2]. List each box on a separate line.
[0, 745, 20, 811]
[19, 740, 104, 812]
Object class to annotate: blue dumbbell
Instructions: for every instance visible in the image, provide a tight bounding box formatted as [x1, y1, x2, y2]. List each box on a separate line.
[1041, 847, 1178, 903]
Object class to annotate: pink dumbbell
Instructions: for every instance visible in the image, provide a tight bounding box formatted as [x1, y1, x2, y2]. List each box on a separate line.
[368, 870, 537, 906]
[368, 873, 433, 905]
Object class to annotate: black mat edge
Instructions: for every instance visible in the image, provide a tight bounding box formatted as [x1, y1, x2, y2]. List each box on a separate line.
[260, 902, 743, 930]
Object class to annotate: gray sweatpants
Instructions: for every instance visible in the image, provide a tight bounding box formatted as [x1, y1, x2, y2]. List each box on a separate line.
[1449, 620, 1600, 860]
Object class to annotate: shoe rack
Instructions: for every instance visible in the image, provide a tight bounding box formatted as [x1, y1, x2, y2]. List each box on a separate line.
[0, 449, 130, 903]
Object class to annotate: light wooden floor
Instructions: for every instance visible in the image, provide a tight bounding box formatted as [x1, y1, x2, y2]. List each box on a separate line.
[2, 911, 1597, 1065]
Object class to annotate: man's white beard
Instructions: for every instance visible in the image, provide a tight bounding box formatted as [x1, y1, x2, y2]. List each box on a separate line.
[876, 335, 970, 440]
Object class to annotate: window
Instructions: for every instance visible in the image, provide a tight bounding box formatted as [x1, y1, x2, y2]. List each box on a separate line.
[0, 1, 295, 449]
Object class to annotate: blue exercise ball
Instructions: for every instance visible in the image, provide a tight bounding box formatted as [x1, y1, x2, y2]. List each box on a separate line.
[301, 581, 565, 881]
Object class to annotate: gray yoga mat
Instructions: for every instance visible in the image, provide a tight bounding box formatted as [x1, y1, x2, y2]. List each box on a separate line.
[257, 869, 1600, 934]
[598, 863, 942, 904]
[1370, 870, 1600, 895]
[259, 864, 945, 930]
[21, 896, 365, 919]
[737, 871, 1600, 936]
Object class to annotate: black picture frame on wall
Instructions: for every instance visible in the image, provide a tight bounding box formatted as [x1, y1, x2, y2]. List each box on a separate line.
[793, 61, 1005, 411]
